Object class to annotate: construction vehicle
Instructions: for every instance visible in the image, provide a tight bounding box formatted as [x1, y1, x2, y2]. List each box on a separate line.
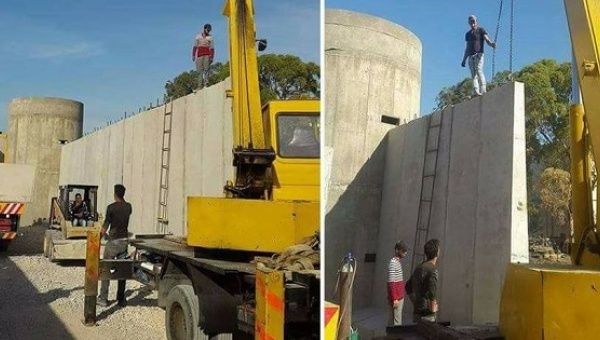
[122, 0, 320, 338]
[499, 1, 600, 339]
[0, 163, 35, 251]
[44, 185, 102, 261]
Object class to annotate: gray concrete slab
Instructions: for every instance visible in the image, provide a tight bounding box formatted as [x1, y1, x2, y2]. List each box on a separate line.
[59, 79, 233, 237]
[359, 82, 528, 330]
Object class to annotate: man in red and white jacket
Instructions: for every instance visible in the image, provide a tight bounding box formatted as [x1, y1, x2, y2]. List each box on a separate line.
[388, 240, 408, 325]
[192, 23, 215, 90]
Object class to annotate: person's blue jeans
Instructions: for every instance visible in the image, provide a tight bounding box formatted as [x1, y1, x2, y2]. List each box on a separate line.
[468, 53, 486, 95]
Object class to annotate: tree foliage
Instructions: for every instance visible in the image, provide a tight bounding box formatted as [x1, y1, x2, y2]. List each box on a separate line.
[435, 59, 572, 235]
[538, 167, 571, 237]
[165, 54, 320, 104]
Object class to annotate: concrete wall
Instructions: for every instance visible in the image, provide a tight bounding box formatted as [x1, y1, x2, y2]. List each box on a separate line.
[361, 82, 527, 332]
[8, 97, 83, 225]
[59, 79, 233, 236]
[324, 9, 422, 308]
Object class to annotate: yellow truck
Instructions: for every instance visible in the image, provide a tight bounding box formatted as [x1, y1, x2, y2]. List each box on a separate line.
[0, 163, 35, 251]
[125, 0, 320, 338]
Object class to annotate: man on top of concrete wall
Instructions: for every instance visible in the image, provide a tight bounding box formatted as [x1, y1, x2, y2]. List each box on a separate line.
[461, 15, 496, 96]
[388, 240, 408, 326]
[193, 23, 215, 90]
[408, 239, 440, 322]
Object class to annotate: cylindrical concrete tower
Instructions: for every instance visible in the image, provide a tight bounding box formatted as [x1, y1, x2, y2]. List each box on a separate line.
[8, 97, 83, 225]
[324, 9, 422, 308]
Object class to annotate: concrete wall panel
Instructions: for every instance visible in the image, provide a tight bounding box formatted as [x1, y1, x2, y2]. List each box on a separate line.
[348, 82, 528, 334]
[59, 79, 233, 237]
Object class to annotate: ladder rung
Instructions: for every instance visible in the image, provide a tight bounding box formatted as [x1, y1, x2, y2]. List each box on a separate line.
[426, 149, 438, 153]
[161, 185, 168, 189]
[429, 123, 441, 128]
[162, 148, 170, 151]
[164, 129, 171, 133]
[420, 199, 432, 203]
[162, 165, 169, 169]
[157, 218, 168, 223]
[164, 112, 172, 116]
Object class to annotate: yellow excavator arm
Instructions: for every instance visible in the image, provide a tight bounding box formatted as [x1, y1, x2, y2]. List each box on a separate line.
[223, 0, 265, 149]
[564, 0, 600, 265]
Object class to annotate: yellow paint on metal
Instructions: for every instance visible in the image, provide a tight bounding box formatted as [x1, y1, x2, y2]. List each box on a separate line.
[324, 302, 340, 340]
[264, 100, 320, 202]
[186, 197, 318, 252]
[564, 0, 600, 248]
[569, 102, 596, 263]
[255, 269, 284, 340]
[500, 263, 600, 340]
[223, 0, 264, 149]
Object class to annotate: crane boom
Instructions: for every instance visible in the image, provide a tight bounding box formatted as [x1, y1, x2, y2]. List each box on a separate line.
[224, 0, 265, 149]
[564, 0, 600, 265]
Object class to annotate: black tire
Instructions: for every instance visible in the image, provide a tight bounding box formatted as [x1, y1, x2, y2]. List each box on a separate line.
[165, 285, 211, 340]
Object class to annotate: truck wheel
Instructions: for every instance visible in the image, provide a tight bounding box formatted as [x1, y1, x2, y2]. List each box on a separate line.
[165, 285, 210, 340]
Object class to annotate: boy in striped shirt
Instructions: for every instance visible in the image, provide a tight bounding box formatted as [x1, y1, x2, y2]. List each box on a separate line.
[388, 240, 408, 325]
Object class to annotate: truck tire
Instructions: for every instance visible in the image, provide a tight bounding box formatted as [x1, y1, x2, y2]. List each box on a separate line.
[165, 284, 210, 340]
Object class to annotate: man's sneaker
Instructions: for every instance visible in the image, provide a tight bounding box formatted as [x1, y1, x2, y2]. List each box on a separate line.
[97, 298, 109, 307]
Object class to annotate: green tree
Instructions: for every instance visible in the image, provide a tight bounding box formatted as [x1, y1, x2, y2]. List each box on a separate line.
[538, 167, 571, 238]
[435, 59, 572, 235]
[165, 54, 320, 103]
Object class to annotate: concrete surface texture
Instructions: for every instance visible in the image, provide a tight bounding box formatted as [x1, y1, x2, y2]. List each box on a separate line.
[8, 97, 83, 225]
[59, 79, 233, 236]
[324, 9, 422, 308]
[350, 82, 527, 336]
[0, 164, 35, 203]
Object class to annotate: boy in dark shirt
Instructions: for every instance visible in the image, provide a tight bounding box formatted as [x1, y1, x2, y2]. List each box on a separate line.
[97, 184, 132, 307]
[461, 15, 496, 96]
[410, 239, 440, 322]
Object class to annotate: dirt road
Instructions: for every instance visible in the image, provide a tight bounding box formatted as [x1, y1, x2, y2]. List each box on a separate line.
[0, 225, 166, 340]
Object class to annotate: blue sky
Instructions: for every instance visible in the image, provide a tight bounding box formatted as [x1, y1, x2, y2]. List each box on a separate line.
[0, 0, 320, 132]
[326, 0, 572, 114]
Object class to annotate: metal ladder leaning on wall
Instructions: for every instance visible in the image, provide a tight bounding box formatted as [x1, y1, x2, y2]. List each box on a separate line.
[411, 112, 443, 269]
[157, 98, 174, 234]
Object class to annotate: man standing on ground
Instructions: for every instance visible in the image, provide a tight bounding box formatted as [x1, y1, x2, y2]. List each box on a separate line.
[98, 184, 132, 307]
[461, 15, 496, 96]
[192, 23, 215, 90]
[388, 240, 408, 325]
[410, 239, 440, 322]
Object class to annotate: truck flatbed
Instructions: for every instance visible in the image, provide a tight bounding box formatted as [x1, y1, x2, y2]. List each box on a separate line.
[130, 237, 256, 275]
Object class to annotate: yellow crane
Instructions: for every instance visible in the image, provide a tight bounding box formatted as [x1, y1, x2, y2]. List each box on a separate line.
[500, 1, 600, 339]
[126, 0, 319, 339]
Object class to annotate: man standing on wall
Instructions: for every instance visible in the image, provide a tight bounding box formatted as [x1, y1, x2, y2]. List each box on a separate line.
[388, 240, 409, 325]
[461, 15, 496, 96]
[97, 184, 132, 307]
[192, 23, 215, 90]
[409, 239, 440, 322]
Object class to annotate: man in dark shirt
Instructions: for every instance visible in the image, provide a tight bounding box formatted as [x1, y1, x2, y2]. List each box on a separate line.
[98, 184, 132, 307]
[410, 239, 440, 322]
[461, 15, 496, 96]
[69, 193, 89, 227]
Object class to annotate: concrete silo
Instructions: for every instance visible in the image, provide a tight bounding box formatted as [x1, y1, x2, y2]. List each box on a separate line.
[324, 9, 422, 308]
[8, 97, 83, 225]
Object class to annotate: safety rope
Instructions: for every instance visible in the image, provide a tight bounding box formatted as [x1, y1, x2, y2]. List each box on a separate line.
[492, 0, 503, 80]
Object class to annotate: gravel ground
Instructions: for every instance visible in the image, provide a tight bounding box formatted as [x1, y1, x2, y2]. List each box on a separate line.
[0, 224, 167, 340]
